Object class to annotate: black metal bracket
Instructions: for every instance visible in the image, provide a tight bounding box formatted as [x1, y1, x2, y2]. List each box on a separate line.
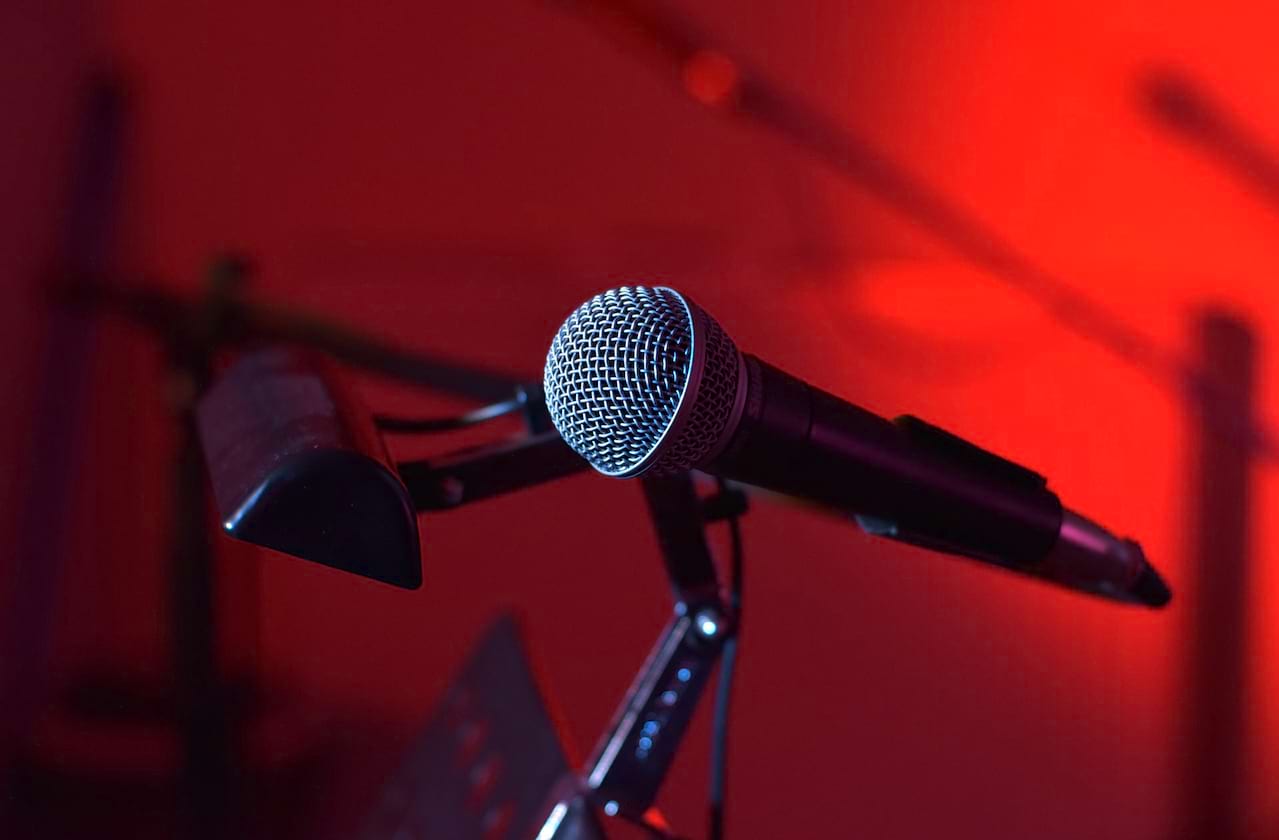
[395, 380, 585, 513]
[583, 599, 729, 819]
[399, 431, 588, 512]
[400, 455, 747, 834]
[576, 472, 745, 823]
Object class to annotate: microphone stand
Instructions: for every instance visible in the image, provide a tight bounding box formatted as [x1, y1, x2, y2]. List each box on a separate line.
[397, 416, 746, 838]
[579, 473, 738, 822]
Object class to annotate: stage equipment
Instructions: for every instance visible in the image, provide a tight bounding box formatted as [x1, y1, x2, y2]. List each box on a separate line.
[195, 345, 744, 839]
[543, 286, 1171, 608]
[196, 348, 584, 588]
[357, 467, 744, 840]
[359, 474, 743, 840]
[197, 348, 423, 588]
[189, 274, 1180, 838]
[359, 615, 604, 840]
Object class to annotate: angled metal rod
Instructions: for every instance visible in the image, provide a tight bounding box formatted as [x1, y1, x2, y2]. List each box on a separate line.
[62, 276, 526, 403]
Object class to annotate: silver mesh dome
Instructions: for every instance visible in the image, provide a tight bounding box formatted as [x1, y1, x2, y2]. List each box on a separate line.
[543, 286, 745, 477]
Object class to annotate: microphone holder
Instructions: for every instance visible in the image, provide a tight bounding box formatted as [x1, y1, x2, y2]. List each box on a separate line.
[579, 472, 741, 821]
[395, 432, 744, 833]
[393, 429, 746, 835]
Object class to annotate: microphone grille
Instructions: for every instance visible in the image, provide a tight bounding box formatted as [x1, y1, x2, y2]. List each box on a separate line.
[543, 286, 743, 477]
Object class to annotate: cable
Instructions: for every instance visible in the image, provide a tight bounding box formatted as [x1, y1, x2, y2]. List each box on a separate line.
[373, 396, 525, 433]
[709, 635, 738, 840]
[709, 479, 744, 840]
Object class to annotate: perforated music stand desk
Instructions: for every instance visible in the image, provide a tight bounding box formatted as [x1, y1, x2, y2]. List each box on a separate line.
[359, 614, 603, 840]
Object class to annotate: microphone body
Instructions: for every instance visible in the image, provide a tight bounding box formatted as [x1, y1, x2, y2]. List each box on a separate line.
[543, 286, 1170, 607]
[712, 356, 1163, 604]
[717, 356, 1061, 566]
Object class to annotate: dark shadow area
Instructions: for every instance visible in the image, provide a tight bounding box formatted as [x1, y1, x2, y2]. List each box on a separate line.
[1143, 69, 1279, 215]
[1, 75, 128, 826]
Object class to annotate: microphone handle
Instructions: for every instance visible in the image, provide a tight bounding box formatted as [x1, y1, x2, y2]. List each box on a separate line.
[710, 356, 1064, 569]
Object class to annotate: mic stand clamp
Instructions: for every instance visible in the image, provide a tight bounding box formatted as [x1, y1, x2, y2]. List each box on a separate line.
[575, 473, 743, 832]
[584, 595, 731, 819]
[389, 398, 745, 836]
[398, 461, 743, 838]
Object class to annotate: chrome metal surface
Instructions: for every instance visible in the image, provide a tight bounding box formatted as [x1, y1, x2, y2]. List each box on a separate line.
[543, 286, 745, 477]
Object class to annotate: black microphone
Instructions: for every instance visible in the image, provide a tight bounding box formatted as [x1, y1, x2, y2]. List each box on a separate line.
[543, 286, 1171, 608]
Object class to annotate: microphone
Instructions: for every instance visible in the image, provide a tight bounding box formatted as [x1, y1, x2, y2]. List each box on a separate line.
[543, 286, 1171, 608]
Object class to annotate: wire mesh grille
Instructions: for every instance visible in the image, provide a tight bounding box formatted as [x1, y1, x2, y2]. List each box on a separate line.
[543, 286, 742, 476]
[650, 308, 740, 475]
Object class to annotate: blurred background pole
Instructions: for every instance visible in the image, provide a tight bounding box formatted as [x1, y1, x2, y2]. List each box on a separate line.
[167, 256, 251, 839]
[1183, 308, 1256, 840]
[0, 76, 125, 813]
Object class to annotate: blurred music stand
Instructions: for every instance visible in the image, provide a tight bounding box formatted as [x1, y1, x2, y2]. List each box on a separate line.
[358, 614, 604, 840]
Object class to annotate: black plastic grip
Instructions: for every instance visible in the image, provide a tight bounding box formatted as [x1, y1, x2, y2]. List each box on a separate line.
[712, 356, 1062, 567]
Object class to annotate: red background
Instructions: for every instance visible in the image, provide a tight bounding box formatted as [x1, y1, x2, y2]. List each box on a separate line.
[5, 1, 1279, 837]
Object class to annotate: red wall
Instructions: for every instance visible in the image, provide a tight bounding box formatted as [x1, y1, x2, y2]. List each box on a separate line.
[8, 1, 1279, 837]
